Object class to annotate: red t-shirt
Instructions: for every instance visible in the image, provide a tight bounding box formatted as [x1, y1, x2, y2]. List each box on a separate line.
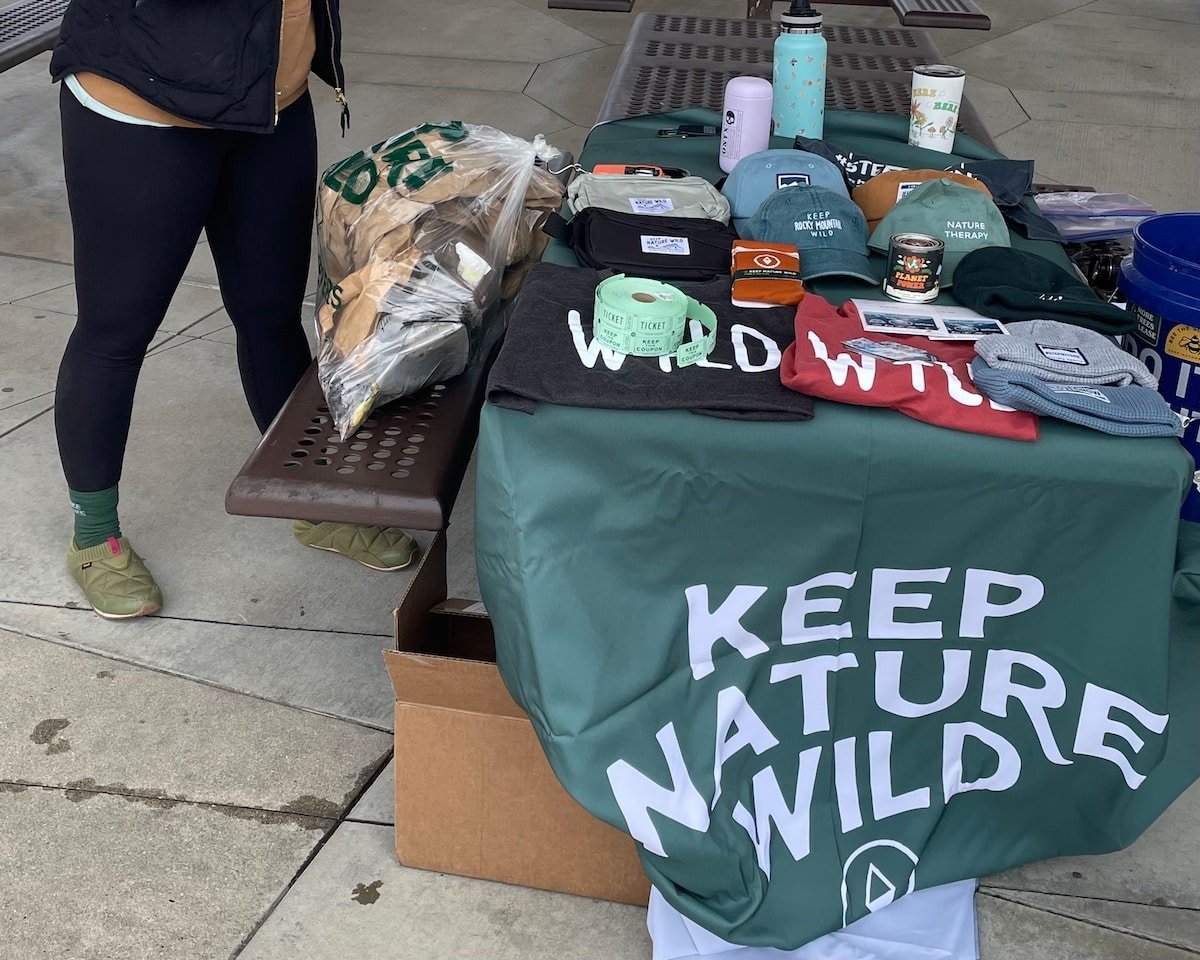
[780, 295, 1039, 441]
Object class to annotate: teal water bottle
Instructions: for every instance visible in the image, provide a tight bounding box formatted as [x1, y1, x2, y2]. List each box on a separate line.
[772, 0, 826, 139]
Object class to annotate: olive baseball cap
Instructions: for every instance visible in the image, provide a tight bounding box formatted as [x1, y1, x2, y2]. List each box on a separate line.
[853, 169, 992, 232]
[723, 149, 849, 233]
[744, 185, 876, 284]
[867, 178, 1010, 286]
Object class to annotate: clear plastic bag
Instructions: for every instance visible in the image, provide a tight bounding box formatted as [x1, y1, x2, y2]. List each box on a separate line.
[1034, 192, 1155, 218]
[315, 121, 563, 438]
[1052, 215, 1152, 242]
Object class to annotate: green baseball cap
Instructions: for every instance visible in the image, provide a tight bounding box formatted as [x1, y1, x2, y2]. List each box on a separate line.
[744, 186, 876, 284]
[867, 178, 1011, 287]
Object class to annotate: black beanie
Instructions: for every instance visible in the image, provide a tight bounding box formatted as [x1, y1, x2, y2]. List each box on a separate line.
[953, 247, 1133, 336]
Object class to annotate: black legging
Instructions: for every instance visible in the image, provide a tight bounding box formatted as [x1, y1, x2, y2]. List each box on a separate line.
[56, 85, 317, 492]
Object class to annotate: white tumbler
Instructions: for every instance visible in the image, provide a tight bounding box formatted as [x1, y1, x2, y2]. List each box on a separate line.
[719, 77, 774, 174]
[909, 64, 966, 153]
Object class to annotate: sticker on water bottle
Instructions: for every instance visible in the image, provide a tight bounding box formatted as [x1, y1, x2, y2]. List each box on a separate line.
[721, 109, 742, 160]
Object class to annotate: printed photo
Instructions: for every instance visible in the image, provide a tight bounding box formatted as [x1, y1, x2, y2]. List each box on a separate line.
[844, 338, 937, 363]
[860, 310, 940, 334]
[943, 318, 1007, 337]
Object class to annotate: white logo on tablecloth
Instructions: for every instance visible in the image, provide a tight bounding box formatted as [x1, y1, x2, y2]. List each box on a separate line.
[841, 840, 919, 926]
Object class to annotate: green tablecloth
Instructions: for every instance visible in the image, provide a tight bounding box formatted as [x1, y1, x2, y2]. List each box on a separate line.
[476, 110, 1200, 950]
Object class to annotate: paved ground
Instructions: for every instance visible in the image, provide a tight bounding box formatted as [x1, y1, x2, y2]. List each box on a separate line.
[1, 0, 1199, 957]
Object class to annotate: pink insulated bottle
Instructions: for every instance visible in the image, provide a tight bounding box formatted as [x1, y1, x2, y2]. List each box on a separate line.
[719, 76, 774, 174]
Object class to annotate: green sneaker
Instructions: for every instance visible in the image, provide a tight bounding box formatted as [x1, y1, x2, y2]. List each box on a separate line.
[66, 536, 163, 620]
[292, 521, 420, 572]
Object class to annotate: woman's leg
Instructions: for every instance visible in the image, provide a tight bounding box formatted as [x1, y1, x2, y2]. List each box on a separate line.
[205, 93, 417, 573]
[57, 86, 225, 523]
[56, 86, 228, 618]
[203, 92, 316, 431]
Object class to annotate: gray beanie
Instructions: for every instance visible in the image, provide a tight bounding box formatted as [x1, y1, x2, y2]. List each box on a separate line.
[974, 319, 1157, 388]
[970, 358, 1182, 438]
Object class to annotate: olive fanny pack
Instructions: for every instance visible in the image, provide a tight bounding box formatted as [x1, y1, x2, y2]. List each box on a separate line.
[566, 173, 731, 222]
[544, 208, 737, 282]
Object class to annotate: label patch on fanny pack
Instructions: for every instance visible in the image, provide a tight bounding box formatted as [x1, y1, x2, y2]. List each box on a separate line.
[1037, 343, 1088, 365]
[641, 236, 691, 256]
[630, 197, 674, 214]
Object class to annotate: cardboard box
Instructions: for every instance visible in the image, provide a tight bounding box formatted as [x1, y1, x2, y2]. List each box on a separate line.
[386, 535, 650, 906]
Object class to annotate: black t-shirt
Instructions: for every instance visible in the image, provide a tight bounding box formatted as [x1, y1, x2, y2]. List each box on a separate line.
[487, 264, 815, 422]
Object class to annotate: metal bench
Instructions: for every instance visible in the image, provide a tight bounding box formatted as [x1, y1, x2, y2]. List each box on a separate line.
[226, 326, 501, 531]
[746, 0, 990, 29]
[550, 0, 989, 33]
[887, 0, 989, 30]
[597, 14, 996, 151]
[0, 0, 67, 72]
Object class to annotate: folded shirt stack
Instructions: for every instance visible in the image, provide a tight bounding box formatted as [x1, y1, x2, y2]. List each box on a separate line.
[970, 320, 1182, 438]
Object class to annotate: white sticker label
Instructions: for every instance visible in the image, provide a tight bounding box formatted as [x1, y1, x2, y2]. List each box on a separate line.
[640, 235, 691, 256]
[1049, 385, 1111, 403]
[630, 197, 674, 214]
[777, 173, 811, 189]
[896, 181, 923, 201]
[1037, 343, 1089, 365]
[720, 108, 742, 160]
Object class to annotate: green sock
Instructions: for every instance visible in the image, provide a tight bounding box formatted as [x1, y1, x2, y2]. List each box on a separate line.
[69, 485, 122, 550]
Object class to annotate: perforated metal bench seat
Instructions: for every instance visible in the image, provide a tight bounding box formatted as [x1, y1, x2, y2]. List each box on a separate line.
[597, 15, 996, 151]
[549, 0, 990, 30]
[225, 335, 498, 531]
[746, 0, 990, 30]
[888, 0, 989, 30]
[0, 0, 67, 72]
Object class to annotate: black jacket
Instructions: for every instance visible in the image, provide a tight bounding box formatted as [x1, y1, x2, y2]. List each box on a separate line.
[49, 0, 345, 134]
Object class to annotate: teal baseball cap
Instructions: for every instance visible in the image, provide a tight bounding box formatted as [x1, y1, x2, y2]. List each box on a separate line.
[868, 178, 1011, 286]
[723, 149, 849, 232]
[743, 185, 877, 284]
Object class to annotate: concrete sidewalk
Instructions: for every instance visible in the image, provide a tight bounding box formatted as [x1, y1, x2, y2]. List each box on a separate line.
[1, 0, 1199, 957]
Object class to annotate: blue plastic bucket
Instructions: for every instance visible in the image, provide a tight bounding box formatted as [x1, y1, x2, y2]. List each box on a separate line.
[1120, 213, 1200, 521]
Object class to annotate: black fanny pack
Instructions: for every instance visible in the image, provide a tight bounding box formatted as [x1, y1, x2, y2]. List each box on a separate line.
[544, 209, 736, 282]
